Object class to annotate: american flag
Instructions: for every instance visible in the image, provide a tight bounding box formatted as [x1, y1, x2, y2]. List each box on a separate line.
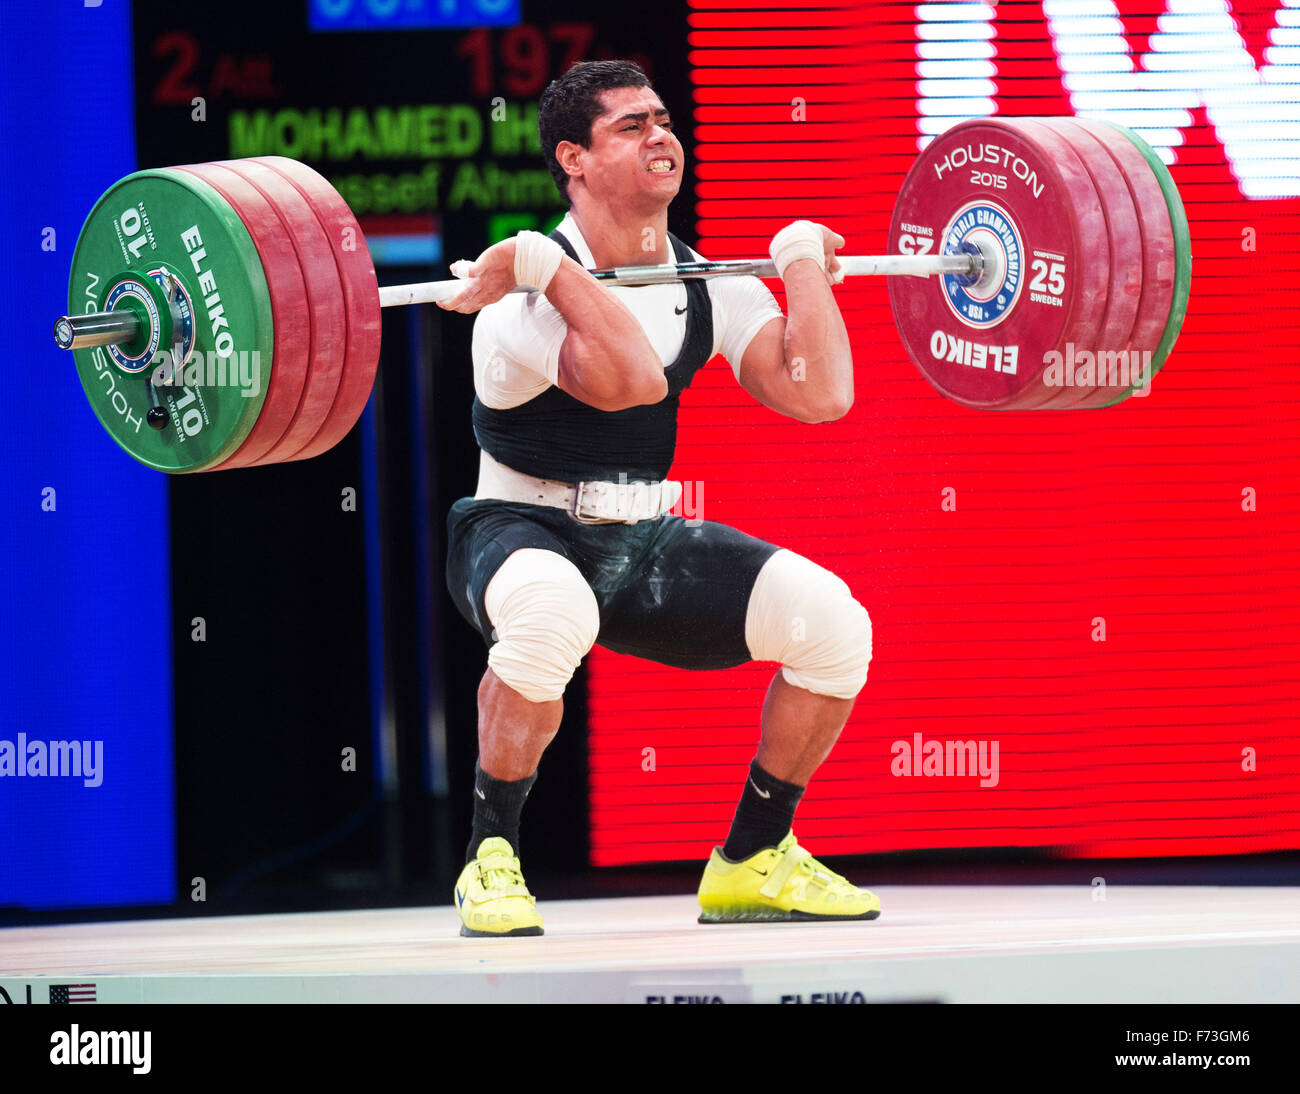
[49, 983, 96, 1004]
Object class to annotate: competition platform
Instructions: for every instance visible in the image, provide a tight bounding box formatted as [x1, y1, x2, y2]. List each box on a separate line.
[4, 885, 1299, 1004]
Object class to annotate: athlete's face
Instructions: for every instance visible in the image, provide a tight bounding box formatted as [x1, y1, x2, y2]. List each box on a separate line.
[577, 85, 683, 210]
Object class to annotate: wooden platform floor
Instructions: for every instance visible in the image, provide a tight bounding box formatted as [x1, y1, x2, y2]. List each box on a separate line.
[3, 886, 1299, 1002]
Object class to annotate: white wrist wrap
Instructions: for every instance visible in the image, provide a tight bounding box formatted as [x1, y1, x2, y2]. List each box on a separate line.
[769, 220, 825, 279]
[513, 230, 565, 292]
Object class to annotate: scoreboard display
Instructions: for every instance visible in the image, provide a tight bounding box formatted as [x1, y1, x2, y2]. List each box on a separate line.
[585, 0, 1300, 866]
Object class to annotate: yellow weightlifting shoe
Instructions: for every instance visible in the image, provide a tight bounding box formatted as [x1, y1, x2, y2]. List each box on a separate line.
[454, 837, 544, 937]
[697, 831, 881, 923]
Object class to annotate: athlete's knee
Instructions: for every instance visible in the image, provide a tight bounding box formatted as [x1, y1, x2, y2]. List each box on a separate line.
[483, 548, 600, 703]
[744, 549, 872, 699]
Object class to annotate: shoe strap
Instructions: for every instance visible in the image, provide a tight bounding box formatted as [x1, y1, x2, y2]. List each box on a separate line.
[759, 843, 811, 899]
[478, 876, 532, 900]
[477, 858, 526, 889]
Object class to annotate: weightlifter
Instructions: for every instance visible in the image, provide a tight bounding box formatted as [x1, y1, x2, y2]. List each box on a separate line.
[438, 59, 880, 935]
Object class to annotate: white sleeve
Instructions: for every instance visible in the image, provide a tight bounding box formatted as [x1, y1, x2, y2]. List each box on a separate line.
[472, 291, 570, 410]
[706, 270, 785, 382]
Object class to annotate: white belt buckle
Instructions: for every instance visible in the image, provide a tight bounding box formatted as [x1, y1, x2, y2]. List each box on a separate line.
[572, 480, 611, 524]
[573, 479, 665, 524]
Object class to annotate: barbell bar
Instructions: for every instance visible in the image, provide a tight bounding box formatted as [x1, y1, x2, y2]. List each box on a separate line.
[53, 116, 1190, 473]
[57, 252, 984, 350]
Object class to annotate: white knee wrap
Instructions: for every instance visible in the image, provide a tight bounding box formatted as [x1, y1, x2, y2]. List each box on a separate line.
[483, 548, 600, 703]
[744, 549, 872, 699]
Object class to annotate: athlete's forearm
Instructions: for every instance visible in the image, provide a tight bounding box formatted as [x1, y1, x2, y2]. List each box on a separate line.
[780, 258, 855, 420]
[544, 258, 669, 412]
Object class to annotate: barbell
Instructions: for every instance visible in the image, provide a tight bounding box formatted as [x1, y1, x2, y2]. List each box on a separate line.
[54, 116, 1190, 473]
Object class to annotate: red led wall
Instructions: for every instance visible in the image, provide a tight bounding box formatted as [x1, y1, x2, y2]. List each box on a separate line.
[586, 0, 1300, 866]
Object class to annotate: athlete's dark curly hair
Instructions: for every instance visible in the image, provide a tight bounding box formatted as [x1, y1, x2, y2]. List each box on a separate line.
[538, 59, 653, 202]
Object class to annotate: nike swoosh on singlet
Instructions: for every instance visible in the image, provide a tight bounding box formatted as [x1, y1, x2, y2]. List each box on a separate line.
[749, 778, 771, 799]
[674, 305, 687, 314]
[476, 787, 486, 799]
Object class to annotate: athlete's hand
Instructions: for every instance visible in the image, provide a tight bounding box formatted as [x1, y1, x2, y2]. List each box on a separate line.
[770, 220, 845, 286]
[819, 223, 846, 285]
[436, 239, 519, 314]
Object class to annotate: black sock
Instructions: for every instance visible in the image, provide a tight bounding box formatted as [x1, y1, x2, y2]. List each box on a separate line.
[722, 760, 805, 861]
[466, 760, 538, 864]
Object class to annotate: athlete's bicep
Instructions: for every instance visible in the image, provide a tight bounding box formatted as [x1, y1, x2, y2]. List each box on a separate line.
[711, 271, 785, 382]
[472, 295, 567, 409]
[735, 315, 792, 408]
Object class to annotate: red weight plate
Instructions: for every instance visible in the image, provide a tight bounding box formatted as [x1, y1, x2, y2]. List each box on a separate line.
[252, 157, 381, 462]
[966, 117, 1113, 411]
[888, 118, 1109, 410]
[1018, 117, 1143, 409]
[216, 158, 348, 465]
[174, 162, 312, 470]
[1061, 117, 1176, 406]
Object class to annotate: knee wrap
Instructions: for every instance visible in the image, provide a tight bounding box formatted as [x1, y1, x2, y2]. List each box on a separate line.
[483, 548, 600, 703]
[744, 549, 872, 699]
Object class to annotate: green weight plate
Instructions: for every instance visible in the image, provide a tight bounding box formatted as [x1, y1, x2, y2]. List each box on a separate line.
[68, 170, 273, 472]
[1097, 121, 1192, 403]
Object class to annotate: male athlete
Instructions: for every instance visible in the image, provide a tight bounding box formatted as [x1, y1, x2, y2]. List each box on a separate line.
[439, 60, 880, 935]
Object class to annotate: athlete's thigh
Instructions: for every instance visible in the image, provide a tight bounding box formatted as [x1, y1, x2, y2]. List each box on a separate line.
[445, 497, 583, 646]
[597, 515, 781, 670]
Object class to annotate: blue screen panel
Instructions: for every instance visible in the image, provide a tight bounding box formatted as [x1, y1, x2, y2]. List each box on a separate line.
[0, 3, 175, 910]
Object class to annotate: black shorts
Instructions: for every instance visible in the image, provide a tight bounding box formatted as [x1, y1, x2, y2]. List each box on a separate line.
[445, 497, 783, 671]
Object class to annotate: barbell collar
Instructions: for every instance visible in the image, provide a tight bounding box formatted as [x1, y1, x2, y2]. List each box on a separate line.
[54, 310, 142, 351]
